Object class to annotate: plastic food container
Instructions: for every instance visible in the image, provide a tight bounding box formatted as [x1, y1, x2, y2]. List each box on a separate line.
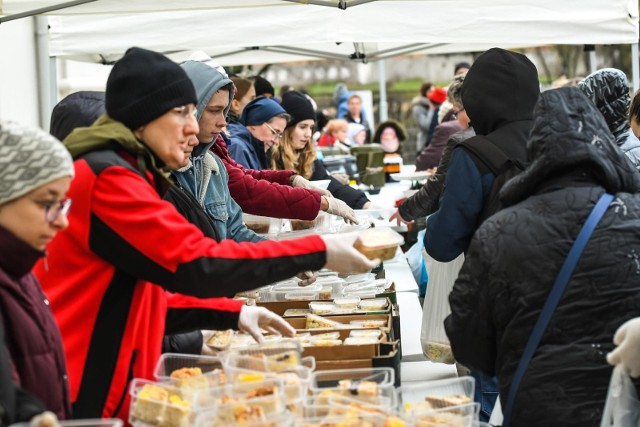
[305, 313, 344, 329]
[359, 298, 389, 311]
[129, 379, 198, 426]
[285, 289, 319, 301]
[310, 367, 395, 390]
[344, 336, 379, 345]
[344, 273, 375, 284]
[316, 276, 346, 297]
[204, 329, 234, 351]
[349, 319, 388, 329]
[304, 339, 343, 347]
[413, 402, 480, 427]
[243, 213, 281, 235]
[283, 308, 311, 317]
[400, 376, 476, 415]
[309, 302, 337, 315]
[264, 282, 322, 302]
[153, 353, 224, 382]
[11, 420, 125, 427]
[349, 329, 383, 339]
[353, 227, 404, 261]
[333, 296, 360, 309]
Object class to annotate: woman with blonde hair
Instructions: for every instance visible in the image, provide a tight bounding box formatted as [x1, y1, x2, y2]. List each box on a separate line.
[272, 91, 370, 209]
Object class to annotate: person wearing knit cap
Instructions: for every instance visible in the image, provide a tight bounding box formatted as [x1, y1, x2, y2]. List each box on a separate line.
[423, 47, 539, 422]
[0, 120, 74, 422]
[227, 97, 290, 170]
[272, 91, 371, 210]
[252, 75, 275, 99]
[35, 47, 375, 420]
[181, 56, 356, 224]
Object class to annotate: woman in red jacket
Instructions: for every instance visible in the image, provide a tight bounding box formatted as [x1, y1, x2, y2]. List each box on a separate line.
[34, 47, 378, 421]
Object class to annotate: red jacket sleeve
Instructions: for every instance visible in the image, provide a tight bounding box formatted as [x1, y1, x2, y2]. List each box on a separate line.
[89, 164, 326, 298]
[220, 154, 322, 220]
[164, 294, 243, 335]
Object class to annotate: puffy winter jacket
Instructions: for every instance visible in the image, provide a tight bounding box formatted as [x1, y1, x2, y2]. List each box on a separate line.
[415, 120, 461, 171]
[445, 87, 640, 427]
[578, 68, 640, 170]
[212, 133, 322, 220]
[0, 226, 71, 420]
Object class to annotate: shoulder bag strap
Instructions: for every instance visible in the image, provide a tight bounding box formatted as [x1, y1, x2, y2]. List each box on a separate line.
[502, 192, 615, 427]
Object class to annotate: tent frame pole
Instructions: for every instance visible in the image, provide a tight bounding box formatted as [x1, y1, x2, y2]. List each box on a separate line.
[632, 43, 639, 93]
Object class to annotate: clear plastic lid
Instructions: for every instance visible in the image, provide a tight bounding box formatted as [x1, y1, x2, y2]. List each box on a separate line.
[400, 377, 476, 415]
[344, 336, 380, 345]
[333, 296, 360, 308]
[242, 213, 282, 235]
[153, 353, 224, 381]
[359, 298, 389, 311]
[309, 302, 337, 315]
[353, 227, 405, 261]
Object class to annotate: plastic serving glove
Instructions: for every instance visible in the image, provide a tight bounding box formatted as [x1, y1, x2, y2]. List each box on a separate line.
[607, 317, 640, 378]
[324, 196, 358, 224]
[238, 305, 296, 344]
[292, 175, 333, 198]
[320, 232, 380, 274]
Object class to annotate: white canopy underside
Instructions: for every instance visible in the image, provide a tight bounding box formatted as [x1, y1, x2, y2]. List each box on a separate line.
[1, 0, 638, 65]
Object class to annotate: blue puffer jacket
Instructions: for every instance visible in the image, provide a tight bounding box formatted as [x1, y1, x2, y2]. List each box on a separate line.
[176, 60, 263, 243]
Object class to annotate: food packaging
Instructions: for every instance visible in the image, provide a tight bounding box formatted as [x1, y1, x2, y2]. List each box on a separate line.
[333, 296, 360, 309]
[349, 329, 383, 339]
[242, 213, 281, 235]
[344, 336, 380, 345]
[305, 313, 344, 329]
[349, 319, 387, 328]
[205, 329, 234, 351]
[353, 227, 404, 261]
[359, 298, 389, 311]
[309, 302, 337, 315]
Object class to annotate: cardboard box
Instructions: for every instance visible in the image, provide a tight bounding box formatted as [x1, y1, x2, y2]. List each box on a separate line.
[312, 341, 401, 387]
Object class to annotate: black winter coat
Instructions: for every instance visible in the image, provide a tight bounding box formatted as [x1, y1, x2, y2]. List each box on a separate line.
[445, 87, 640, 427]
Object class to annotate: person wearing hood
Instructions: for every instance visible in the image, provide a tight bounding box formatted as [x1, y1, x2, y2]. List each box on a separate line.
[577, 68, 640, 171]
[372, 120, 407, 155]
[424, 48, 539, 421]
[412, 82, 435, 152]
[34, 47, 378, 420]
[227, 97, 290, 171]
[0, 121, 74, 422]
[271, 91, 371, 210]
[445, 87, 640, 426]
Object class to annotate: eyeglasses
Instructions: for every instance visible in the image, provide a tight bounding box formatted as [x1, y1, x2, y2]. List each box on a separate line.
[264, 122, 283, 140]
[43, 198, 72, 223]
[453, 108, 465, 119]
[173, 105, 198, 123]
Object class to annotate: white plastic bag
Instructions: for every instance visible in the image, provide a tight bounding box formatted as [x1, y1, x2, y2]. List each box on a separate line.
[420, 251, 465, 364]
[600, 365, 640, 427]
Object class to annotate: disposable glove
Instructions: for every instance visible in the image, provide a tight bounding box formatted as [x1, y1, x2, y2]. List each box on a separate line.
[320, 232, 380, 274]
[200, 330, 218, 356]
[389, 209, 414, 226]
[296, 270, 318, 286]
[238, 305, 296, 344]
[292, 175, 333, 198]
[607, 317, 640, 378]
[29, 412, 59, 427]
[324, 196, 358, 224]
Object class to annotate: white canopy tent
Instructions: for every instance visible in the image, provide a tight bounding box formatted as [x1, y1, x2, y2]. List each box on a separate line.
[1, 0, 638, 128]
[37, 0, 639, 65]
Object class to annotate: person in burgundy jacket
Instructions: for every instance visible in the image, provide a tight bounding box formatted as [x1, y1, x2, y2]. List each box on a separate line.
[0, 120, 74, 421]
[33, 47, 378, 421]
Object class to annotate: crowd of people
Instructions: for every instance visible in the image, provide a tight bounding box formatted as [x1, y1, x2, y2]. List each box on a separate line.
[2, 45, 640, 427]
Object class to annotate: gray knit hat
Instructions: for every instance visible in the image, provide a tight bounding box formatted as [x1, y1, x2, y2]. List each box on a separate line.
[0, 120, 74, 205]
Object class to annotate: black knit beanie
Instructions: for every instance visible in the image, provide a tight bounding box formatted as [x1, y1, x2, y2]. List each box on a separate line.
[106, 47, 197, 130]
[253, 76, 275, 97]
[281, 91, 315, 128]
